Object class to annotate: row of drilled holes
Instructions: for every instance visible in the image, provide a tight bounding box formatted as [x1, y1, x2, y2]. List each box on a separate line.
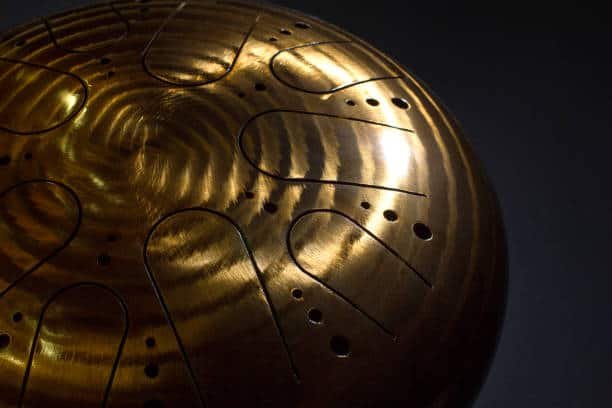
[247, 80, 410, 112]
[95, 232, 120, 266]
[0, 152, 33, 165]
[346, 97, 410, 110]
[290, 289, 351, 357]
[270, 21, 311, 41]
[361, 201, 433, 240]
[140, 331, 161, 408]
[248, 192, 433, 240]
[143, 334, 162, 407]
[0, 310, 24, 349]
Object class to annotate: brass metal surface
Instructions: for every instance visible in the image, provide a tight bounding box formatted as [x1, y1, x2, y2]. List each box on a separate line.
[0, 1, 507, 407]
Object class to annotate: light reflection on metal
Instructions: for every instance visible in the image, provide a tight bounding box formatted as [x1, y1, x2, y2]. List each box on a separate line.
[63, 92, 79, 113]
[0, 1, 506, 407]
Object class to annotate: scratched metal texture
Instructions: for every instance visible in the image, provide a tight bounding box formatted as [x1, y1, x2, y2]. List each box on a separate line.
[0, 1, 506, 407]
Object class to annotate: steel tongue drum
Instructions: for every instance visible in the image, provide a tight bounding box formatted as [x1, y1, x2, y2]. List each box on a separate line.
[0, 1, 506, 407]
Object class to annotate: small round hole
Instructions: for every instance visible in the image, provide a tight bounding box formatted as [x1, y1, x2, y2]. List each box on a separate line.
[141, 7, 150, 13]
[360, 201, 371, 210]
[14, 39, 26, 47]
[269, 37, 278, 42]
[255, 83, 266, 91]
[244, 191, 255, 199]
[308, 308, 323, 324]
[97, 253, 111, 266]
[144, 363, 159, 378]
[330, 335, 350, 357]
[145, 337, 156, 348]
[383, 210, 398, 222]
[366, 98, 380, 107]
[391, 97, 410, 110]
[0, 155, 11, 166]
[413, 223, 433, 240]
[100, 57, 111, 65]
[294, 22, 311, 29]
[237, 91, 246, 98]
[106, 71, 115, 79]
[106, 233, 120, 243]
[0, 334, 10, 349]
[345, 99, 356, 106]
[280, 28, 292, 35]
[24, 152, 32, 160]
[12, 312, 22, 323]
[291, 288, 303, 299]
[263, 202, 278, 214]
[144, 400, 164, 408]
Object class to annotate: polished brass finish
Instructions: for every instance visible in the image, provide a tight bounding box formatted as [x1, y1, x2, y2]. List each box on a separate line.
[0, 1, 506, 407]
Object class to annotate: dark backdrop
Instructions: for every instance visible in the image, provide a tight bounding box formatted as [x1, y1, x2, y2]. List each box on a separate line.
[1, 1, 610, 406]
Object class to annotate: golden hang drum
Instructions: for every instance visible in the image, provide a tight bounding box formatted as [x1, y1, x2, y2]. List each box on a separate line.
[0, 1, 507, 407]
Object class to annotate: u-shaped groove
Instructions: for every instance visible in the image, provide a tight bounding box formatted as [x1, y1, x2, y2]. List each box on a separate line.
[18, 282, 129, 408]
[269, 40, 403, 94]
[0, 58, 88, 135]
[238, 109, 428, 197]
[143, 207, 301, 406]
[289, 208, 433, 288]
[287, 208, 434, 339]
[0, 179, 82, 299]
[142, 2, 260, 86]
[42, 3, 130, 55]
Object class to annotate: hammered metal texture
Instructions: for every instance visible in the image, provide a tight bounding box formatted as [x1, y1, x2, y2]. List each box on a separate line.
[0, 1, 507, 407]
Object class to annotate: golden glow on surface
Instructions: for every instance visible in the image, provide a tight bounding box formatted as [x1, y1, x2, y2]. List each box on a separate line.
[379, 130, 411, 179]
[0, 1, 506, 406]
[63, 92, 79, 113]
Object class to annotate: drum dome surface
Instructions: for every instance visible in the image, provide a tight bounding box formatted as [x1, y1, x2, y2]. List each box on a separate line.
[0, 1, 506, 407]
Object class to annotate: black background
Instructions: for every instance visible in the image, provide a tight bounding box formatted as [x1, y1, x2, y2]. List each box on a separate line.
[1, 1, 610, 406]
